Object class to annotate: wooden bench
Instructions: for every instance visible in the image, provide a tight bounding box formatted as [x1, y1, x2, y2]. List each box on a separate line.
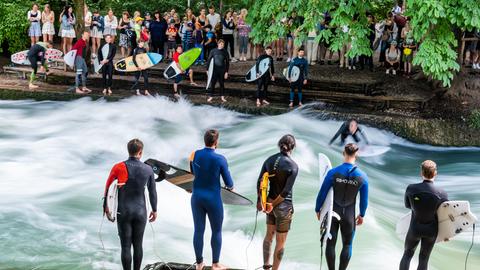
[3, 66, 49, 81]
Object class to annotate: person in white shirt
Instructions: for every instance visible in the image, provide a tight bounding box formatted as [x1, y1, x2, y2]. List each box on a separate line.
[103, 9, 118, 41]
[207, 6, 221, 29]
[84, 4, 92, 30]
[28, 4, 42, 46]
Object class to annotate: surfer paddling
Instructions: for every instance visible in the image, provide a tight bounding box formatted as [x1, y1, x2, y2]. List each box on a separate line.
[256, 135, 298, 270]
[189, 129, 234, 270]
[315, 143, 369, 270]
[103, 139, 158, 270]
[399, 160, 448, 270]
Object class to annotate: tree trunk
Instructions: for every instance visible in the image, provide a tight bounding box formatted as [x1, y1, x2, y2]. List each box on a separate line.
[73, 0, 85, 37]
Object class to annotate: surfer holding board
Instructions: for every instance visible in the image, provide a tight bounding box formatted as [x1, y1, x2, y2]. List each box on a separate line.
[399, 160, 449, 270]
[103, 139, 158, 270]
[315, 143, 369, 270]
[206, 40, 230, 103]
[256, 135, 299, 270]
[254, 46, 275, 107]
[26, 41, 54, 89]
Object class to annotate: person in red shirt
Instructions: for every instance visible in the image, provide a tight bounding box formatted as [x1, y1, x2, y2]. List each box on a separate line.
[72, 31, 91, 94]
[172, 45, 197, 98]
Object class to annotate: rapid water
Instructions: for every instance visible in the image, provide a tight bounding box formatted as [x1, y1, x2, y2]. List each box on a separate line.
[0, 97, 478, 270]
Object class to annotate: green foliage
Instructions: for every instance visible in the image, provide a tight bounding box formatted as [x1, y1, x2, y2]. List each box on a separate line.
[468, 110, 480, 130]
[249, 0, 480, 87]
[0, 1, 31, 53]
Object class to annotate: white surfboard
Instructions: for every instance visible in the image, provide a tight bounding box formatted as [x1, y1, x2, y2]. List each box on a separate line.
[206, 59, 215, 90]
[105, 180, 118, 222]
[318, 153, 335, 248]
[64, 50, 77, 68]
[11, 48, 63, 65]
[94, 44, 110, 74]
[245, 58, 270, 82]
[283, 66, 300, 82]
[163, 61, 183, 80]
[396, 200, 477, 243]
[358, 145, 390, 157]
[105, 180, 152, 223]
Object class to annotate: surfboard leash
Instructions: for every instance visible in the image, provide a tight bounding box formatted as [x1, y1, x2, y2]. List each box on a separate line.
[246, 209, 260, 270]
[464, 223, 476, 270]
[149, 222, 174, 270]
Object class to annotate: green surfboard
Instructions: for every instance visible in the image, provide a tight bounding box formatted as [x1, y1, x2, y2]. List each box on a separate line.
[178, 48, 202, 70]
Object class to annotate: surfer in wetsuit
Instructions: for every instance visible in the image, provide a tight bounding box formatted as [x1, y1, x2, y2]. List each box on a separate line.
[190, 129, 234, 270]
[98, 34, 117, 96]
[256, 135, 298, 270]
[27, 41, 53, 89]
[288, 47, 308, 108]
[132, 40, 150, 96]
[329, 119, 370, 146]
[206, 39, 230, 103]
[103, 139, 158, 270]
[255, 46, 275, 107]
[399, 160, 448, 270]
[315, 143, 369, 270]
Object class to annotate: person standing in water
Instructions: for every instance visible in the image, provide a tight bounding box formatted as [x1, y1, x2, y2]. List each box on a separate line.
[287, 47, 308, 108]
[103, 139, 157, 270]
[206, 39, 230, 103]
[399, 160, 448, 270]
[190, 129, 234, 270]
[255, 46, 275, 107]
[27, 41, 53, 89]
[315, 143, 369, 270]
[257, 135, 298, 270]
[329, 119, 370, 146]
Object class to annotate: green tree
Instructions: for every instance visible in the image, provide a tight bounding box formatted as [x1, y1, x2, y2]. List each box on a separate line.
[0, 1, 31, 53]
[248, 0, 480, 87]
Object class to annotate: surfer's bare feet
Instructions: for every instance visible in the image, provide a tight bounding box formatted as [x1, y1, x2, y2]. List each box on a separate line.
[299, 102, 303, 107]
[195, 262, 205, 270]
[262, 100, 270, 105]
[82, 87, 92, 93]
[102, 89, 107, 95]
[144, 90, 151, 96]
[289, 102, 293, 108]
[107, 88, 112, 95]
[256, 99, 261, 107]
[190, 82, 198, 86]
[29, 83, 39, 89]
[221, 96, 227, 103]
[75, 88, 85, 94]
[207, 97, 213, 103]
[136, 89, 141, 96]
[212, 263, 227, 270]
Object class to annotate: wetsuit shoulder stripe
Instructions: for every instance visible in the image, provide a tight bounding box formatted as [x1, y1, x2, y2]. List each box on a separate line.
[189, 151, 196, 162]
[104, 162, 129, 195]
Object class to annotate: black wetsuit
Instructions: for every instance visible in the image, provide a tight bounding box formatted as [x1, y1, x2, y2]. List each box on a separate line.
[27, 44, 47, 75]
[207, 48, 230, 97]
[399, 180, 448, 270]
[329, 121, 369, 145]
[132, 47, 149, 91]
[98, 43, 117, 89]
[257, 152, 298, 232]
[104, 157, 158, 270]
[256, 54, 275, 102]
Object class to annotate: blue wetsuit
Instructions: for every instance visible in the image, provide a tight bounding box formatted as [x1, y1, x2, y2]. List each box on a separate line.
[288, 57, 308, 104]
[315, 163, 369, 270]
[190, 148, 234, 264]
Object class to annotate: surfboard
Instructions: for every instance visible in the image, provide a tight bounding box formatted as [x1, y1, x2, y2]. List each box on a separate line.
[206, 59, 215, 90]
[318, 153, 335, 248]
[396, 200, 478, 243]
[144, 159, 253, 206]
[105, 180, 119, 222]
[178, 47, 202, 70]
[245, 58, 270, 82]
[64, 50, 77, 68]
[93, 44, 110, 74]
[163, 61, 183, 79]
[358, 145, 390, 157]
[283, 66, 300, 82]
[114, 53, 163, 72]
[259, 172, 272, 212]
[11, 48, 63, 65]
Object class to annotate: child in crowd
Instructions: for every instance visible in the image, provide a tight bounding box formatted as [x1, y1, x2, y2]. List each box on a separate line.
[172, 45, 198, 98]
[204, 25, 217, 61]
[166, 22, 178, 60]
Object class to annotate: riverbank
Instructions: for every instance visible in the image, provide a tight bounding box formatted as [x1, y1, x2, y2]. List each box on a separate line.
[1, 58, 479, 146]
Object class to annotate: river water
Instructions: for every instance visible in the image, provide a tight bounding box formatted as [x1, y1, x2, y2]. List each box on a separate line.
[0, 97, 478, 270]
